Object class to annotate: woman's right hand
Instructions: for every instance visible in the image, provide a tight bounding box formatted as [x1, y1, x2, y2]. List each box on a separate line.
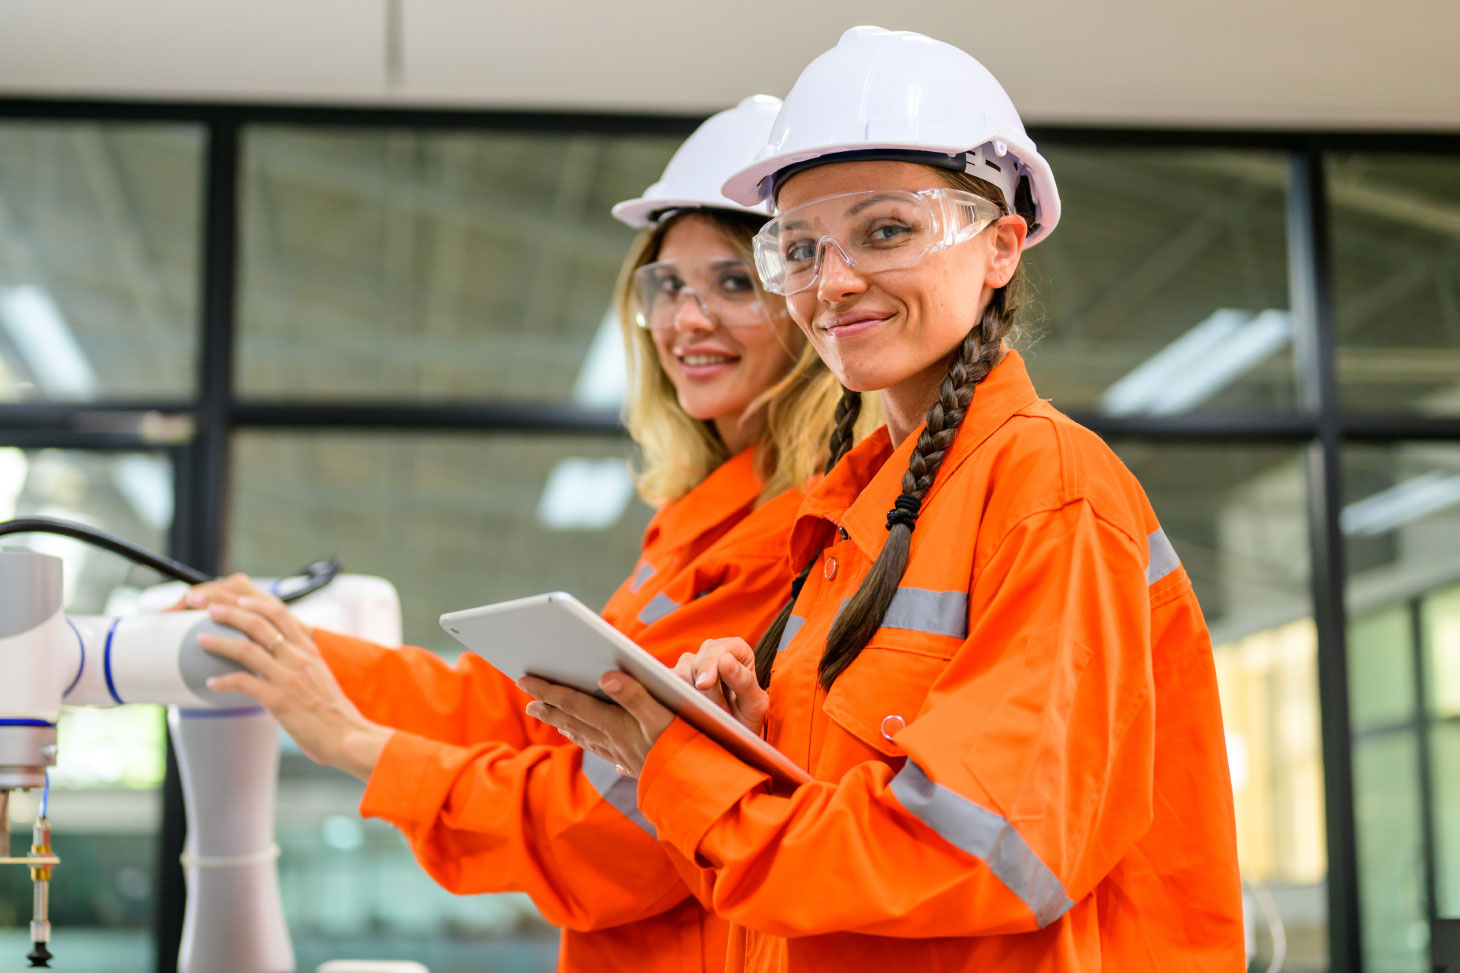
[673, 637, 768, 736]
[169, 573, 316, 641]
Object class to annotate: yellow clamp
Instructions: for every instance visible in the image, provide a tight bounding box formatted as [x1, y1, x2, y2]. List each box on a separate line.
[28, 839, 53, 882]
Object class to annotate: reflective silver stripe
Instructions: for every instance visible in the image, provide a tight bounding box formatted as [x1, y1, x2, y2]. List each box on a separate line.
[882, 588, 968, 639]
[1146, 528, 1181, 586]
[890, 761, 1074, 929]
[776, 615, 806, 653]
[630, 561, 656, 593]
[637, 592, 679, 626]
[581, 751, 656, 838]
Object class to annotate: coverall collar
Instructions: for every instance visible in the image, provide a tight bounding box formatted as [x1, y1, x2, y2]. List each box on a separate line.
[643, 445, 761, 554]
[793, 350, 1041, 566]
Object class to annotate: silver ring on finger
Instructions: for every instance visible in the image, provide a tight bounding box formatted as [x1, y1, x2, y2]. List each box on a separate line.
[266, 632, 285, 653]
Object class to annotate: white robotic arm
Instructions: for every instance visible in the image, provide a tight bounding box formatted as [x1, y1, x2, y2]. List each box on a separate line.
[0, 547, 403, 972]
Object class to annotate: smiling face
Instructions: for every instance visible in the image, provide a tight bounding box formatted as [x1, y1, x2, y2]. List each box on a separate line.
[774, 161, 1025, 438]
[646, 213, 803, 451]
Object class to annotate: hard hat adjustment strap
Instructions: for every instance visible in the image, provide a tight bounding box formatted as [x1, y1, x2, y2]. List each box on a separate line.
[961, 146, 1019, 216]
[766, 146, 1020, 217]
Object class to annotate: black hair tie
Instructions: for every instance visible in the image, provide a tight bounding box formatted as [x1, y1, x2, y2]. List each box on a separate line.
[885, 494, 923, 531]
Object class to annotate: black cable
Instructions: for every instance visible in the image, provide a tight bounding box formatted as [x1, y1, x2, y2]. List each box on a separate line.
[268, 557, 344, 603]
[0, 517, 209, 584]
[0, 516, 341, 603]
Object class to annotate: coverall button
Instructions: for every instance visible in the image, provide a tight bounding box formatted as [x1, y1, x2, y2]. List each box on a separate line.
[880, 714, 906, 741]
[823, 556, 838, 580]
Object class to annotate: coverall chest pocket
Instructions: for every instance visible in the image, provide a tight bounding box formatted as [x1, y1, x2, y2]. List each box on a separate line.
[821, 641, 953, 768]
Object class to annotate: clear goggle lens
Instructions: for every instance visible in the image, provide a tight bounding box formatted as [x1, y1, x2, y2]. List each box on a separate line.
[630, 257, 773, 329]
[753, 188, 1004, 296]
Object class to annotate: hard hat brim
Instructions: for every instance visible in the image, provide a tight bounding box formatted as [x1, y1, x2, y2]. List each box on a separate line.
[610, 196, 768, 229]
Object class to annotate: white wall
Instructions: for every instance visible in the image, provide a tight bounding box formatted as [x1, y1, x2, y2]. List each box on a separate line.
[2, 0, 1459, 128]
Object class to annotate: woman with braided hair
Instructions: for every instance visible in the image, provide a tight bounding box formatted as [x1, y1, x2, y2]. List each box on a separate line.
[185, 96, 878, 973]
[523, 28, 1246, 972]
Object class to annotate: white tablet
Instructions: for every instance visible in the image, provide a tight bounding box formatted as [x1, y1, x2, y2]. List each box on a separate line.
[439, 591, 811, 789]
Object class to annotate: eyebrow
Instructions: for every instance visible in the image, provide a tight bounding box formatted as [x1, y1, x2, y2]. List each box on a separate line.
[778, 193, 908, 232]
[650, 257, 747, 271]
[846, 193, 905, 216]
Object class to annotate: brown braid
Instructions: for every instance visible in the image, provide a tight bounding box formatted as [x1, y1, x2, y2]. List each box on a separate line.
[751, 386, 864, 687]
[822, 387, 863, 477]
[818, 283, 1016, 688]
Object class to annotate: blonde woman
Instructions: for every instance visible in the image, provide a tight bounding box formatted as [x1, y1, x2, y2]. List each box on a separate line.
[190, 96, 877, 973]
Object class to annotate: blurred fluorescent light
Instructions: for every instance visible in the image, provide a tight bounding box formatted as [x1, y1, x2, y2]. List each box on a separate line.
[0, 447, 29, 521]
[537, 458, 634, 530]
[0, 285, 97, 398]
[1341, 472, 1460, 537]
[1102, 309, 1291, 416]
[1226, 732, 1249, 797]
[111, 455, 174, 531]
[572, 309, 627, 409]
[0, 286, 171, 528]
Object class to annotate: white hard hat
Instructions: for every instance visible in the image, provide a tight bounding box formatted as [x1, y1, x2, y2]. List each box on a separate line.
[722, 27, 1061, 246]
[611, 95, 782, 228]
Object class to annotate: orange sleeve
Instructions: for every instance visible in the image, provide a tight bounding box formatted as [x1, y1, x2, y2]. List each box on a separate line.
[623, 551, 791, 654]
[314, 629, 559, 749]
[636, 500, 1159, 938]
[357, 731, 691, 930]
[345, 549, 793, 928]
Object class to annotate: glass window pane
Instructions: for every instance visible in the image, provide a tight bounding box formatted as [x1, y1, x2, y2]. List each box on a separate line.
[1345, 444, 1460, 693]
[1111, 441, 1310, 638]
[0, 448, 175, 969]
[1349, 605, 1416, 730]
[1021, 148, 1294, 416]
[1432, 722, 1460, 918]
[1345, 443, 1460, 964]
[229, 431, 652, 650]
[1329, 154, 1460, 413]
[1423, 582, 1460, 719]
[1354, 733, 1430, 971]
[0, 123, 203, 402]
[236, 128, 681, 402]
[1424, 585, 1460, 916]
[228, 431, 652, 964]
[1108, 441, 1323, 969]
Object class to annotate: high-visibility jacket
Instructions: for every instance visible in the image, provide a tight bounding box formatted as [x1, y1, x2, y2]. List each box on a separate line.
[635, 352, 1245, 972]
[316, 448, 800, 973]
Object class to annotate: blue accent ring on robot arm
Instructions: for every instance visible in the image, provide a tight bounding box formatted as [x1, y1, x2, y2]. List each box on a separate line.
[103, 617, 124, 704]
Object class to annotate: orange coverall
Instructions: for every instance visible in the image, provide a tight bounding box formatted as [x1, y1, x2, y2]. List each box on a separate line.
[315, 448, 798, 972]
[634, 352, 1246, 971]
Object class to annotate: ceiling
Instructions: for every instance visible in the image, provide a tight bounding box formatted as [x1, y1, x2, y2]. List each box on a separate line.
[2, 0, 1459, 128]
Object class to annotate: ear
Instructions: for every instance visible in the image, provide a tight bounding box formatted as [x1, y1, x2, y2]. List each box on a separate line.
[985, 215, 1028, 289]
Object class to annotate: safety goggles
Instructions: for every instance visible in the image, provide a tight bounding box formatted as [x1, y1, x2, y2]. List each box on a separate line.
[753, 188, 1004, 296]
[630, 256, 777, 330]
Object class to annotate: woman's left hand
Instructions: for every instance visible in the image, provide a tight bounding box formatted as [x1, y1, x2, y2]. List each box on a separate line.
[198, 595, 393, 781]
[519, 672, 675, 778]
